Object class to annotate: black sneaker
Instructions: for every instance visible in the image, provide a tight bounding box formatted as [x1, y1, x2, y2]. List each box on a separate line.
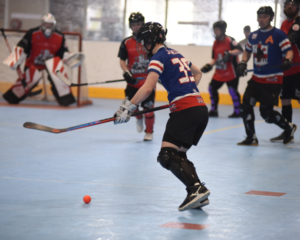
[209, 110, 218, 117]
[228, 112, 240, 118]
[178, 184, 210, 211]
[237, 136, 259, 146]
[270, 131, 286, 143]
[283, 124, 297, 144]
[192, 198, 209, 209]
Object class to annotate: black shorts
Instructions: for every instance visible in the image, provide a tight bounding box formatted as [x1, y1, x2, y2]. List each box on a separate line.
[125, 85, 155, 108]
[280, 72, 300, 100]
[163, 106, 208, 148]
[243, 79, 282, 106]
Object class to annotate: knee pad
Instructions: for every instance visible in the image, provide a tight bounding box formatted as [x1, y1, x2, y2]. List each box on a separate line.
[157, 148, 200, 187]
[145, 111, 154, 118]
[208, 85, 218, 96]
[260, 105, 280, 123]
[228, 87, 240, 101]
[142, 100, 154, 109]
[239, 104, 253, 119]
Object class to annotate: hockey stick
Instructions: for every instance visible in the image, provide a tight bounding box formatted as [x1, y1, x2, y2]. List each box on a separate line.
[56, 70, 147, 87]
[23, 104, 169, 133]
[0, 28, 41, 97]
[247, 62, 300, 72]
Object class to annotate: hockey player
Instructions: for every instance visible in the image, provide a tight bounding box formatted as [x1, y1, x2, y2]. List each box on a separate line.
[114, 22, 210, 211]
[236, 6, 297, 145]
[270, 0, 300, 143]
[201, 21, 243, 118]
[118, 12, 155, 141]
[2, 13, 84, 106]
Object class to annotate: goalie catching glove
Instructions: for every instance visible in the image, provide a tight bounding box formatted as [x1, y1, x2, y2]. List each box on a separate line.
[114, 97, 137, 124]
[123, 70, 139, 85]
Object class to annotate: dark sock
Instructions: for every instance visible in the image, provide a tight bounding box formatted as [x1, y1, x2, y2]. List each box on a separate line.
[282, 104, 292, 123]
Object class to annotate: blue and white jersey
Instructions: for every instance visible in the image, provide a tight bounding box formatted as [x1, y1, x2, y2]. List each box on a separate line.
[148, 47, 205, 112]
[246, 27, 292, 84]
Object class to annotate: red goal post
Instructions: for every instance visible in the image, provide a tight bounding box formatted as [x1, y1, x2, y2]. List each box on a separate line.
[0, 29, 92, 106]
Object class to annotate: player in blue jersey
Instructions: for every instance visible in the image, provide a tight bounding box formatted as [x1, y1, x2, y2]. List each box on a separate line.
[113, 22, 210, 211]
[236, 6, 297, 145]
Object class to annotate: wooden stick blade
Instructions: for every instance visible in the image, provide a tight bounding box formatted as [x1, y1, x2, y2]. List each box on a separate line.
[23, 122, 63, 133]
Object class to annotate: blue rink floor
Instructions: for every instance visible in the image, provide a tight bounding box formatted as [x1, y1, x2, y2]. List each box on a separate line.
[0, 98, 300, 240]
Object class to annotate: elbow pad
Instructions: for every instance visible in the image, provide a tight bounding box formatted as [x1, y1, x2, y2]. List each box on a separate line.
[3, 46, 27, 70]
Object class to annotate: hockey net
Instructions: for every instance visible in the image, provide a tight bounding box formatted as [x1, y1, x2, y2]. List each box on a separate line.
[0, 29, 92, 107]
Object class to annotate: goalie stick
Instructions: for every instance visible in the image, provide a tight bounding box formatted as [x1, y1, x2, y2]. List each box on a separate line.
[23, 104, 169, 134]
[56, 70, 146, 87]
[0, 28, 41, 97]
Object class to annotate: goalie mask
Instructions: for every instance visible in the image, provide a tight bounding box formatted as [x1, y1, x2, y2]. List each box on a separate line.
[41, 13, 56, 38]
[136, 22, 167, 59]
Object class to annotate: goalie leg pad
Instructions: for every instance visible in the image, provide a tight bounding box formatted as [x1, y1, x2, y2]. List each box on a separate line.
[3, 65, 42, 104]
[157, 147, 200, 187]
[45, 57, 75, 106]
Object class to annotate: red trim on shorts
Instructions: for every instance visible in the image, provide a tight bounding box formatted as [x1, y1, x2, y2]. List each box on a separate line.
[252, 75, 283, 84]
[169, 95, 206, 113]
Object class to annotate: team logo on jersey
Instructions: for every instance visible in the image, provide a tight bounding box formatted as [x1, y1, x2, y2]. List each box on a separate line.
[252, 34, 257, 39]
[34, 49, 54, 65]
[131, 55, 149, 74]
[292, 24, 300, 31]
[169, 103, 177, 112]
[197, 96, 204, 104]
[265, 36, 274, 44]
[253, 43, 268, 66]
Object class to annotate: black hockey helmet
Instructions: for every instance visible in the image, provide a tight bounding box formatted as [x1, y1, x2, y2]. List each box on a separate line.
[284, 0, 300, 10]
[136, 22, 167, 59]
[213, 21, 227, 34]
[257, 6, 275, 21]
[128, 12, 145, 27]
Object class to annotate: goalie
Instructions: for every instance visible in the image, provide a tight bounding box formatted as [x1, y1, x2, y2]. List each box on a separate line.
[2, 13, 84, 106]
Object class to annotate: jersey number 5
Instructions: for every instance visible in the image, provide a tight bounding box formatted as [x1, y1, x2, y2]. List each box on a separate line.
[171, 57, 195, 84]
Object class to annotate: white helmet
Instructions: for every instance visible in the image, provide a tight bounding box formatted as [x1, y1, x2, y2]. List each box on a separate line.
[41, 13, 56, 37]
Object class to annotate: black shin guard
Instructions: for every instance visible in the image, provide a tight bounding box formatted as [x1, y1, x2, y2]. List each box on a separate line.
[240, 104, 256, 137]
[260, 105, 291, 130]
[282, 104, 292, 123]
[157, 148, 200, 187]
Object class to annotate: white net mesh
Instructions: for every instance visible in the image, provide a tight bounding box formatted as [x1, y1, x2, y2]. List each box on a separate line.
[0, 29, 91, 106]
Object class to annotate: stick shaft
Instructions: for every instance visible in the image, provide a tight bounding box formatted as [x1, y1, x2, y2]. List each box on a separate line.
[247, 62, 300, 72]
[70, 79, 126, 86]
[23, 104, 169, 133]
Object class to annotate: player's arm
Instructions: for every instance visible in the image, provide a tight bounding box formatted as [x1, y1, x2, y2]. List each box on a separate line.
[120, 59, 128, 72]
[241, 50, 252, 63]
[130, 71, 159, 105]
[190, 63, 202, 86]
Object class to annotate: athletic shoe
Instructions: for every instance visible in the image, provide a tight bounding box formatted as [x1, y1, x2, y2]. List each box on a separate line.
[209, 110, 218, 117]
[237, 136, 258, 146]
[144, 133, 153, 141]
[228, 112, 240, 118]
[178, 184, 210, 211]
[283, 124, 297, 145]
[192, 198, 209, 209]
[270, 131, 286, 143]
[136, 116, 143, 133]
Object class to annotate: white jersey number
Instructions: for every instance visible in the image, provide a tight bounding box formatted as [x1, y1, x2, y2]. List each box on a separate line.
[171, 57, 195, 84]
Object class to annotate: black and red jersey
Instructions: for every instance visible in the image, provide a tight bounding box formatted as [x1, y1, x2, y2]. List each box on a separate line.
[118, 36, 149, 89]
[17, 26, 68, 70]
[281, 16, 300, 76]
[212, 36, 243, 82]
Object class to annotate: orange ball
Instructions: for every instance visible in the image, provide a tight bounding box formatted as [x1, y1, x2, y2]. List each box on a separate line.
[83, 195, 91, 204]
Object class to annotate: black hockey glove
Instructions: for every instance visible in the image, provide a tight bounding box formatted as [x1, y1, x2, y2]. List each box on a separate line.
[123, 70, 138, 85]
[236, 61, 247, 77]
[201, 64, 213, 73]
[280, 58, 293, 71]
[222, 51, 231, 62]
